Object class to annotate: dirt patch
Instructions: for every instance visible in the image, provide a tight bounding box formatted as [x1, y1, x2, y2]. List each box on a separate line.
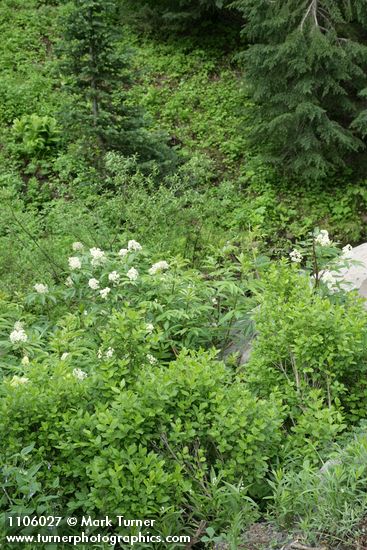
[242, 522, 289, 549]
[355, 514, 367, 549]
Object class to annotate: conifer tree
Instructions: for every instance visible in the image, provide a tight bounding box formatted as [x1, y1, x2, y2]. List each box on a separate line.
[234, 0, 367, 182]
[58, 0, 175, 169]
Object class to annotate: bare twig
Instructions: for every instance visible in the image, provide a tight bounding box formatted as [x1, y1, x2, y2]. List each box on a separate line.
[312, 237, 320, 287]
[159, 434, 211, 497]
[184, 520, 207, 549]
[287, 542, 327, 550]
[300, 0, 319, 30]
[9, 206, 64, 280]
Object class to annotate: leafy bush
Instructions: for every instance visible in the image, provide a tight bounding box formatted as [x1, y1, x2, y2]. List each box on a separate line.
[12, 114, 60, 159]
[0, 349, 273, 540]
[0, 159, 265, 292]
[243, 260, 367, 459]
[0, 240, 283, 538]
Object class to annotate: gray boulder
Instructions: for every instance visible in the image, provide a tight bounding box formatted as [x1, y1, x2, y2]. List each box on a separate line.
[220, 319, 256, 365]
[333, 243, 367, 299]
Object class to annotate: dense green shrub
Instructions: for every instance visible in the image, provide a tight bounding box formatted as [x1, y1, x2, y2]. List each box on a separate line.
[9, 114, 61, 177]
[56, 351, 282, 515]
[243, 262, 367, 458]
[0, 242, 283, 535]
[0, 236, 254, 365]
[3, 0, 367, 546]
[12, 115, 60, 158]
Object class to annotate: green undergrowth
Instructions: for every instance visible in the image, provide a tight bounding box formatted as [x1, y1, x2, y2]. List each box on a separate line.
[1, 1, 367, 549]
[122, 27, 249, 171]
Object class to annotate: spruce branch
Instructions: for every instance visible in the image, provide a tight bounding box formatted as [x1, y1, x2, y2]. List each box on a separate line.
[300, 0, 319, 31]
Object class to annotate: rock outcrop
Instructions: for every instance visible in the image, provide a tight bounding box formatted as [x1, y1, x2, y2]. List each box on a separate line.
[333, 243, 367, 300]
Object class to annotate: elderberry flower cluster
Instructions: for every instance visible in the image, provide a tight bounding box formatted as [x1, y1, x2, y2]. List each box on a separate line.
[34, 240, 173, 307]
[149, 261, 169, 275]
[108, 271, 120, 284]
[72, 242, 84, 252]
[73, 368, 87, 381]
[34, 283, 48, 294]
[105, 347, 114, 359]
[315, 229, 331, 246]
[100, 287, 111, 299]
[147, 354, 157, 365]
[10, 322, 28, 344]
[88, 278, 100, 290]
[10, 375, 29, 386]
[127, 267, 139, 281]
[69, 256, 81, 270]
[342, 244, 353, 257]
[97, 347, 115, 359]
[321, 271, 338, 293]
[65, 276, 73, 287]
[289, 249, 302, 263]
[128, 240, 142, 251]
[90, 247, 106, 267]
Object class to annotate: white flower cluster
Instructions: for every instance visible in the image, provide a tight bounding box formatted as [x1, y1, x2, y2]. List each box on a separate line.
[149, 261, 169, 275]
[146, 323, 154, 334]
[69, 256, 82, 270]
[87, 277, 111, 298]
[67, 240, 170, 300]
[34, 283, 48, 294]
[73, 368, 87, 381]
[315, 229, 331, 246]
[289, 249, 303, 263]
[128, 240, 142, 251]
[88, 278, 100, 290]
[100, 287, 111, 299]
[72, 242, 84, 252]
[117, 240, 142, 257]
[108, 271, 120, 284]
[105, 347, 114, 359]
[65, 276, 73, 287]
[97, 347, 114, 359]
[10, 375, 29, 386]
[21, 356, 30, 367]
[10, 322, 28, 344]
[90, 247, 106, 267]
[127, 267, 139, 281]
[147, 354, 157, 365]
